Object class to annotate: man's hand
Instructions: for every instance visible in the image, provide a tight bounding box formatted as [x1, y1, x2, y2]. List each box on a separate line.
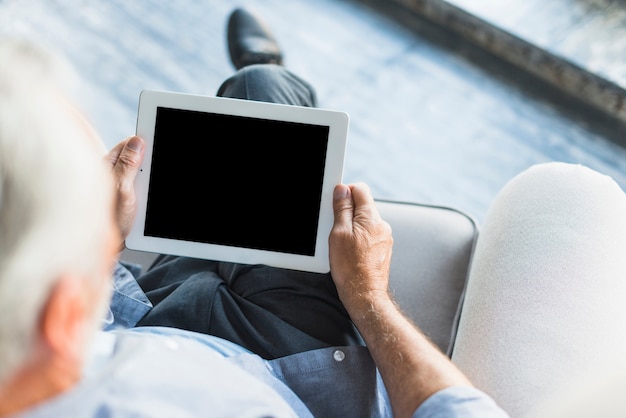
[104, 136, 145, 246]
[329, 182, 393, 310]
[329, 182, 473, 418]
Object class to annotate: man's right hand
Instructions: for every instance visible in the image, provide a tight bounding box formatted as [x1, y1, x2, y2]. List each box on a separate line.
[328, 182, 393, 311]
[329, 182, 474, 418]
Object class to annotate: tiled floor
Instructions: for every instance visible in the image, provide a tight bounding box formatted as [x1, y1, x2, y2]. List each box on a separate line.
[1, 0, 625, 222]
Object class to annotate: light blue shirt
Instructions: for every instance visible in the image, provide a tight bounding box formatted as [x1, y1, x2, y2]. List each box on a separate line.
[15, 262, 510, 417]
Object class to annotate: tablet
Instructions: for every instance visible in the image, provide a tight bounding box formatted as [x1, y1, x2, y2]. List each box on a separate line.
[125, 90, 349, 273]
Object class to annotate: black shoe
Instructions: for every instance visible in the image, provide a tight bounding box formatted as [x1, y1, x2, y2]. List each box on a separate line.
[227, 8, 284, 70]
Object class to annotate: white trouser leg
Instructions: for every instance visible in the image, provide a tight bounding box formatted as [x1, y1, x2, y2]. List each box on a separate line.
[451, 162, 626, 418]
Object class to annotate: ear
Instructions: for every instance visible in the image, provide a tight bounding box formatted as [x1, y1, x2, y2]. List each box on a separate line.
[39, 274, 90, 362]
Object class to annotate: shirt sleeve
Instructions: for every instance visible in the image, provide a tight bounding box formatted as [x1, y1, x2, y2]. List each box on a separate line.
[102, 261, 153, 331]
[412, 386, 510, 418]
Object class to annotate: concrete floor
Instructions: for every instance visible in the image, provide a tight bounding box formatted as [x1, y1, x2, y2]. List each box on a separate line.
[1, 0, 625, 223]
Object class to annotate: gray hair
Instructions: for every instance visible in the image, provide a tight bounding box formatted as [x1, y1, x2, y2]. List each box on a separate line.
[0, 39, 112, 383]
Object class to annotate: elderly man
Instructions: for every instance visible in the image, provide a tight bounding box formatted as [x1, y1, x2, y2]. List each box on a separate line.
[0, 10, 508, 417]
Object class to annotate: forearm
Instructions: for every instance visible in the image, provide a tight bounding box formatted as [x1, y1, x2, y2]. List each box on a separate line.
[346, 291, 472, 418]
[329, 182, 473, 416]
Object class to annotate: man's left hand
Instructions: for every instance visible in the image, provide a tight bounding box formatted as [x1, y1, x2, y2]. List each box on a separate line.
[105, 136, 145, 246]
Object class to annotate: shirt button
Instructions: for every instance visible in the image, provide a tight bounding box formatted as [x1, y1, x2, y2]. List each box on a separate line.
[333, 349, 345, 362]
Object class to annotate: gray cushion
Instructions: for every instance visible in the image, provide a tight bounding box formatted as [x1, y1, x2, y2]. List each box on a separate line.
[376, 200, 478, 355]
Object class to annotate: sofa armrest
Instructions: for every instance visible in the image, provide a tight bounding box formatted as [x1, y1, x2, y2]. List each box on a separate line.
[375, 200, 478, 356]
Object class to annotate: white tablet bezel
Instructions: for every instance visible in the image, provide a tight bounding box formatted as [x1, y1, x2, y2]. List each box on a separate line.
[125, 89, 349, 273]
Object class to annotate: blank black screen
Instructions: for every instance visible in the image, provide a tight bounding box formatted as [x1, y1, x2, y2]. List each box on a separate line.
[144, 107, 329, 256]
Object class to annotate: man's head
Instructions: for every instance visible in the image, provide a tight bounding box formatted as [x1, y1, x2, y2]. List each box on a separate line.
[0, 38, 118, 394]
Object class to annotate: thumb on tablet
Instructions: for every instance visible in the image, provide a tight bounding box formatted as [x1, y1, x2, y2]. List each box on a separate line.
[106, 136, 145, 243]
[331, 184, 354, 232]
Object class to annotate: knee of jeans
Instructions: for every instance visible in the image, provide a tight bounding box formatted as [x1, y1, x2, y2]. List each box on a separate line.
[240, 64, 316, 106]
[217, 64, 285, 98]
[237, 63, 291, 89]
[240, 63, 284, 76]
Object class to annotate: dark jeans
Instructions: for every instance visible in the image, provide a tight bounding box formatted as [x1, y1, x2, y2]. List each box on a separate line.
[136, 65, 363, 359]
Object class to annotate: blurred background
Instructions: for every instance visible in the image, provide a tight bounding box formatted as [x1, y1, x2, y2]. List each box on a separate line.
[2, 0, 625, 223]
